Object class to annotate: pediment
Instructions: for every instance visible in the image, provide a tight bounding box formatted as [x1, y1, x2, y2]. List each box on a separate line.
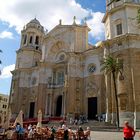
[50, 41, 67, 53]
[46, 40, 70, 63]
[47, 25, 72, 39]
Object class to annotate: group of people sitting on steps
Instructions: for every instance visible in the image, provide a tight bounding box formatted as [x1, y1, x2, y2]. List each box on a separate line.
[0, 122, 91, 140]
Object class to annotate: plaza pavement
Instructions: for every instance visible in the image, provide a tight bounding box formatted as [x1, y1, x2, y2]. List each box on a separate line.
[90, 131, 140, 140]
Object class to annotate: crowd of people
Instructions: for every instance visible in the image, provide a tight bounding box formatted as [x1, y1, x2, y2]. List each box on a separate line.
[0, 122, 91, 140]
[69, 115, 88, 125]
[1, 120, 140, 140]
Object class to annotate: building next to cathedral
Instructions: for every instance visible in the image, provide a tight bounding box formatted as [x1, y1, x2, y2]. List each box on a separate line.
[0, 93, 9, 126]
[9, 0, 140, 128]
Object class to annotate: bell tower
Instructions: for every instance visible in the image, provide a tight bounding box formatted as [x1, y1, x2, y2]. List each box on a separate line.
[103, 0, 140, 39]
[16, 18, 45, 69]
[10, 19, 45, 119]
[102, 0, 140, 129]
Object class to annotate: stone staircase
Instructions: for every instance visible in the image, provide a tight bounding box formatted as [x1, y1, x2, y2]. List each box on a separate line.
[45, 120, 117, 131]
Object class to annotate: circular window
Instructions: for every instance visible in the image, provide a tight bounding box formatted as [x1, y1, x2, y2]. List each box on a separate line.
[59, 54, 65, 61]
[88, 64, 96, 73]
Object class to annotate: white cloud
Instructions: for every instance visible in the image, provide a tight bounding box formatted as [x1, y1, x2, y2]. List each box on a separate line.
[0, 0, 105, 41]
[87, 12, 105, 40]
[0, 31, 14, 39]
[0, 64, 15, 79]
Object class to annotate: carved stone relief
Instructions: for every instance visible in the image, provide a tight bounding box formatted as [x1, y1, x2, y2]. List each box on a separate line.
[118, 94, 127, 111]
[32, 77, 37, 85]
[86, 81, 97, 97]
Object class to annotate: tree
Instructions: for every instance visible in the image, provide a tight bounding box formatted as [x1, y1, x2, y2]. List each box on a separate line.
[101, 55, 123, 129]
[137, 8, 140, 24]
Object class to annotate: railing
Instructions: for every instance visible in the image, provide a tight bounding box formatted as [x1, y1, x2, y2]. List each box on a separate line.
[10, 117, 50, 125]
[107, 0, 140, 11]
[47, 83, 64, 89]
[124, 0, 140, 3]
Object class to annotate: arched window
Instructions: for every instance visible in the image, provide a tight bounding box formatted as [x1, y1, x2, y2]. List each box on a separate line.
[35, 61, 38, 66]
[116, 23, 122, 35]
[88, 63, 96, 73]
[29, 36, 33, 44]
[59, 54, 65, 61]
[35, 36, 39, 45]
[57, 71, 64, 85]
[114, 19, 123, 36]
[23, 35, 27, 44]
[55, 52, 66, 62]
[36, 46, 39, 50]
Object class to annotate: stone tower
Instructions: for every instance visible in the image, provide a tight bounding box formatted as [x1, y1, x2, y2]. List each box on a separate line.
[16, 18, 44, 69]
[101, 0, 140, 128]
[9, 18, 45, 119]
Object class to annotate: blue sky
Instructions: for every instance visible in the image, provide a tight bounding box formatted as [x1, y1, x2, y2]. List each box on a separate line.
[0, 0, 106, 95]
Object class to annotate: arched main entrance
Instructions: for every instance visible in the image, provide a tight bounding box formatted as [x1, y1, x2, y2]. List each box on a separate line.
[29, 102, 35, 118]
[56, 95, 62, 116]
[88, 97, 97, 120]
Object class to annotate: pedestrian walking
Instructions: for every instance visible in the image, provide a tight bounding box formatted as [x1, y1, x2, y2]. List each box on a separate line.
[123, 121, 135, 140]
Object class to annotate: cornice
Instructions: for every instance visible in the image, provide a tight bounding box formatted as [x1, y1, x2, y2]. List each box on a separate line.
[84, 47, 103, 56]
[46, 24, 90, 38]
[102, 12, 108, 23]
[11, 66, 39, 73]
[16, 47, 42, 54]
[103, 3, 140, 23]
[99, 33, 140, 47]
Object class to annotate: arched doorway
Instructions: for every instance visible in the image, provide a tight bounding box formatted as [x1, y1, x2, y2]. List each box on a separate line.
[56, 95, 62, 116]
[88, 97, 97, 120]
[0, 116, 2, 123]
[29, 102, 35, 118]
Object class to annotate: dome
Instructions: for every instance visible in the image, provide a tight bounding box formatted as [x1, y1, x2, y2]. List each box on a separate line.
[29, 18, 40, 25]
[24, 18, 44, 32]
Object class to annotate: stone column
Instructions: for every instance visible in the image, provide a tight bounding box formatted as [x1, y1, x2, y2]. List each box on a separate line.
[111, 75, 116, 124]
[61, 93, 64, 116]
[33, 34, 36, 46]
[63, 93, 66, 117]
[41, 45, 45, 61]
[45, 94, 50, 116]
[105, 74, 112, 122]
[49, 94, 52, 116]
[45, 95, 47, 116]
[104, 46, 112, 123]
[131, 68, 136, 128]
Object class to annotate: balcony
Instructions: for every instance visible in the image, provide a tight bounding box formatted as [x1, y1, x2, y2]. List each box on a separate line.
[47, 83, 64, 89]
[107, 0, 140, 11]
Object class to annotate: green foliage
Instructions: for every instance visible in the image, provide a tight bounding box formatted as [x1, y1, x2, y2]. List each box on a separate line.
[101, 55, 123, 129]
[137, 8, 140, 24]
[101, 55, 123, 76]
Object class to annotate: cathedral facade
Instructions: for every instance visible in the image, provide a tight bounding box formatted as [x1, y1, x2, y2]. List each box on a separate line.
[9, 0, 140, 128]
